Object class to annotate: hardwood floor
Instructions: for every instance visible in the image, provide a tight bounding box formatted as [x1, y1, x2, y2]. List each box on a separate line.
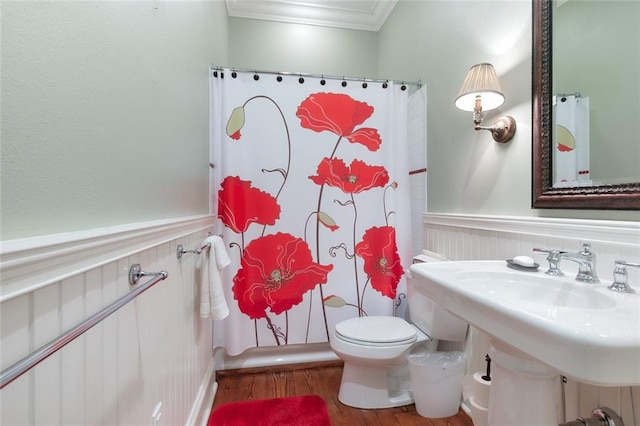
[212, 361, 474, 426]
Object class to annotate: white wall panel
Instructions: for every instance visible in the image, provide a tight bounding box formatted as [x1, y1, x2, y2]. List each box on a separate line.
[84, 268, 103, 425]
[33, 284, 61, 424]
[1, 296, 31, 424]
[0, 216, 217, 425]
[61, 275, 85, 425]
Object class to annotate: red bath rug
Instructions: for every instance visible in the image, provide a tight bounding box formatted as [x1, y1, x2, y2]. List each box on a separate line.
[208, 394, 332, 425]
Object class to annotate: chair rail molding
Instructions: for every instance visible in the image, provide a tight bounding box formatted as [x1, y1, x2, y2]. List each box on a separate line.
[423, 213, 640, 247]
[0, 214, 216, 303]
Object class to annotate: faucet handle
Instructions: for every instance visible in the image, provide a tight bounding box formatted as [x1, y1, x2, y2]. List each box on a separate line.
[579, 242, 594, 255]
[609, 260, 640, 293]
[532, 248, 565, 276]
[532, 247, 567, 254]
[532, 248, 565, 256]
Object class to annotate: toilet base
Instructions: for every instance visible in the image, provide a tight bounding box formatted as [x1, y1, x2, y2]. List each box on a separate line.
[338, 362, 414, 409]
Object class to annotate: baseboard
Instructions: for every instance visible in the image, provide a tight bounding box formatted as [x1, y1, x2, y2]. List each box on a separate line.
[186, 357, 217, 426]
[215, 342, 340, 371]
[216, 359, 343, 378]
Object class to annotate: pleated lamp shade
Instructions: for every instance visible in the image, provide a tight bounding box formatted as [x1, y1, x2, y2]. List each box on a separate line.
[454, 63, 505, 112]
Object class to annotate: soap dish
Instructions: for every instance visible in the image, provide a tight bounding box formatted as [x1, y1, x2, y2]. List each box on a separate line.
[506, 259, 540, 271]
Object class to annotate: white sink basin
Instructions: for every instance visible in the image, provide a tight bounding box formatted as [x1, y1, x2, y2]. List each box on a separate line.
[454, 270, 617, 310]
[409, 260, 640, 386]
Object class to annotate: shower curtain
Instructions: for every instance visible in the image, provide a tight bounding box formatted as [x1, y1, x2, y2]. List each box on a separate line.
[209, 68, 415, 356]
[553, 94, 590, 186]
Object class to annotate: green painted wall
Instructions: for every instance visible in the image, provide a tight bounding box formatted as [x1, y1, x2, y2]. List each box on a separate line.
[1, 1, 228, 240]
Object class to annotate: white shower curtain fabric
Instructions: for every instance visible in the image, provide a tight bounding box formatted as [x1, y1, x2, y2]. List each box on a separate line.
[210, 69, 415, 356]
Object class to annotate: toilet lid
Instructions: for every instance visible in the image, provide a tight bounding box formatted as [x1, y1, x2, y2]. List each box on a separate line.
[335, 316, 417, 345]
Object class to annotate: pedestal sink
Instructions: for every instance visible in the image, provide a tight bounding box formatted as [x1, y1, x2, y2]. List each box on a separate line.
[409, 260, 640, 426]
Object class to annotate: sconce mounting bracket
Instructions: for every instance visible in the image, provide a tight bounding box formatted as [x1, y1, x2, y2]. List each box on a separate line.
[476, 116, 517, 143]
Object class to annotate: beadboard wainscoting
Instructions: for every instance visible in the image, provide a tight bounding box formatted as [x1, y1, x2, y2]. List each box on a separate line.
[422, 213, 640, 424]
[0, 215, 218, 426]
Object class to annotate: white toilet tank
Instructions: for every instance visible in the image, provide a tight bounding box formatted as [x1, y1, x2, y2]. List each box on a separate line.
[407, 260, 468, 342]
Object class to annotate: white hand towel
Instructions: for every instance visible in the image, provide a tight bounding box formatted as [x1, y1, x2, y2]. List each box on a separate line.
[197, 235, 231, 320]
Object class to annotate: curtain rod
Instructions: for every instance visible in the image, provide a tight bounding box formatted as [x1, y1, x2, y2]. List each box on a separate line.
[211, 65, 422, 89]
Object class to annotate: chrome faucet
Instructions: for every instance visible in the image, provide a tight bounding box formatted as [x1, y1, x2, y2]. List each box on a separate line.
[558, 242, 599, 283]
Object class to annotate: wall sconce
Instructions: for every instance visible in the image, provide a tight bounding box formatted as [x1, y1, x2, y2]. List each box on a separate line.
[454, 63, 516, 143]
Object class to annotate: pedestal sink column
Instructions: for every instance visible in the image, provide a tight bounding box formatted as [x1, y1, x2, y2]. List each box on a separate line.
[488, 340, 563, 426]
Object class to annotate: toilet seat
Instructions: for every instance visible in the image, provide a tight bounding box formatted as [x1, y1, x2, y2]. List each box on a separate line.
[335, 316, 417, 347]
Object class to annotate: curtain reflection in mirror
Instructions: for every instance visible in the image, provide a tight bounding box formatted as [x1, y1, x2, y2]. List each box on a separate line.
[552, 94, 590, 187]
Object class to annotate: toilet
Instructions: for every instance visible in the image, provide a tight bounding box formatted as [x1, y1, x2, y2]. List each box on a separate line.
[329, 274, 468, 409]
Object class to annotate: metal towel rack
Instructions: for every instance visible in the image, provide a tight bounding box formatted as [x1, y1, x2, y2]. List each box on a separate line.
[176, 243, 210, 259]
[0, 264, 168, 390]
[176, 235, 222, 259]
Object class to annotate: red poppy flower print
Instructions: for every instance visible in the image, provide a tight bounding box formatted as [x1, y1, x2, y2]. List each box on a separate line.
[345, 128, 381, 151]
[218, 176, 281, 233]
[232, 233, 334, 319]
[355, 226, 403, 299]
[309, 158, 389, 194]
[296, 93, 382, 151]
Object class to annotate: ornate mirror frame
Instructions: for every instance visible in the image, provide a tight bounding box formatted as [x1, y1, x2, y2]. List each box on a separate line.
[532, 0, 640, 210]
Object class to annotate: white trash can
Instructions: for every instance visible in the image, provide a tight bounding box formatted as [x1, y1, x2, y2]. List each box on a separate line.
[408, 346, 466, 418]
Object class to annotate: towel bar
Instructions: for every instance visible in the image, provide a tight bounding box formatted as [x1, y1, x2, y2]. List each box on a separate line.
[0, 264, 168, 390]
[177, 234, 224, 259]
[176, 243, 210, 259]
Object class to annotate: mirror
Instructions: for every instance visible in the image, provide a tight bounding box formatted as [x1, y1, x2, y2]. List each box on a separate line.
[532, 0, 640, 209]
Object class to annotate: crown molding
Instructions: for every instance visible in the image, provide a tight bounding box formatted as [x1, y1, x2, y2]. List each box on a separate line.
[225, 0, 398, 31]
